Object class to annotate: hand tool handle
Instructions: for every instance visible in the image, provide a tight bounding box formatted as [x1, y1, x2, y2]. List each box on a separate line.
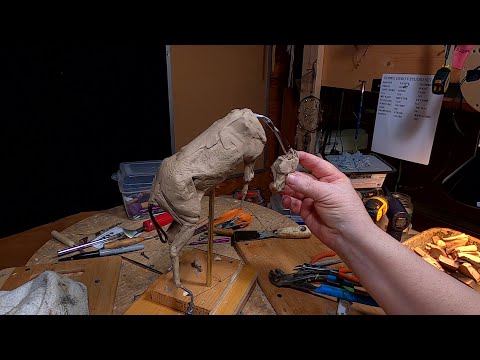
[51, 230, 76, 247]
[142, 212, 174, 232]
[310, 250, 337, 264]
[213, 208, 242, 226]
[213, 228, 234, 236]
[326, 274, 357, 288]
[194, 224, 208, 235]
[338, 268, 360, 284]
[313, 284, 379, 307]
[58, 251, 100, 261]
[274, 226, 311, 238]
[189, 237, 231, 246]
[104, 236, 145, 249]
[100, 244, 145, 257]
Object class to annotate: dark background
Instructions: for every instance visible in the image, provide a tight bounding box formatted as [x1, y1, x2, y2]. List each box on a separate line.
[0, 46, 172, 237]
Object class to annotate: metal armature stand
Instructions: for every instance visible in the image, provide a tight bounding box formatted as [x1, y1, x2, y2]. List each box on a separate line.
[207, 187, 215, 287]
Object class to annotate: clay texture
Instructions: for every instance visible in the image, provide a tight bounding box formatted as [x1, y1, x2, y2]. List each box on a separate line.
[271, 148, 299, 192]
[149, 108, 266, 287]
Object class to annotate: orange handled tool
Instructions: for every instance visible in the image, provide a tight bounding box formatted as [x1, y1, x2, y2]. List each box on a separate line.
[310, 250, 337, 264]
[310, 250, 360, 284]
[334, 268, 360, 284]
[214, 208, 252, 227]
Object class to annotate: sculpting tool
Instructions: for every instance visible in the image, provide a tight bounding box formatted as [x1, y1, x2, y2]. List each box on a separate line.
[59, 244, 144, 261]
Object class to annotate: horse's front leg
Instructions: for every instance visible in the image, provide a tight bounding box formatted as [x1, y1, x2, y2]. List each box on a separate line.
[170, 222, 197, 287]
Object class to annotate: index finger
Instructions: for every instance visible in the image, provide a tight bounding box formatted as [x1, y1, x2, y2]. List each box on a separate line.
[297, 151, 345, 183]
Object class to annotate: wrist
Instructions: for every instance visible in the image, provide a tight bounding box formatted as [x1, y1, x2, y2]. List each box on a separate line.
[335, 219, 382, 259]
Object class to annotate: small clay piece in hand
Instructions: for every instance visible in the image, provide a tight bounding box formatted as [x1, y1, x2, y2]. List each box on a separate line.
[271, 148, 299, 192]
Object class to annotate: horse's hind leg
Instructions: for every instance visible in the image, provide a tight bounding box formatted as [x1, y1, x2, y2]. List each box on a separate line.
[170, 222, 197, 287]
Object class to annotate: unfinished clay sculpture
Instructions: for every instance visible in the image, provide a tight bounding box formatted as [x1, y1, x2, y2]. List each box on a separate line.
[149, 108, 267, 288]
[271, 148, 299, 192]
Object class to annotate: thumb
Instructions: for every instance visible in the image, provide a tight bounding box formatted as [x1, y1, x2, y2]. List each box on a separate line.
[286, 172, 331, 201]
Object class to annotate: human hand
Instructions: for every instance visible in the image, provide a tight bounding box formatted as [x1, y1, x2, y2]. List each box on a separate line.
[271, 151, 375, 252]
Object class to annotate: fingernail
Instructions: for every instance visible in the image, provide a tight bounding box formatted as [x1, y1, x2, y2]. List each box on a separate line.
[287, 173, 298, 185]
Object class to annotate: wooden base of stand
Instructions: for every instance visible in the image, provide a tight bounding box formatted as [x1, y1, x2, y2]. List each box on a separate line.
[124, 249, 257, 315]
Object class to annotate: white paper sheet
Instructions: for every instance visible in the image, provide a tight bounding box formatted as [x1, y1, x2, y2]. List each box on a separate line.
[371, 74, 444, 165]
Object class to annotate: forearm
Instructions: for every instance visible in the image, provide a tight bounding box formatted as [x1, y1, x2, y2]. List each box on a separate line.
[335, 224, 480, 314]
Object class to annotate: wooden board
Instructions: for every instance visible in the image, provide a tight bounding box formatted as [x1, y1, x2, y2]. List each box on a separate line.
[124, 262, 258, 315]
[234, 236, 385, 315]
[0, 256, 122, 315]
[321, 45, 459, 90]
[150, 248, 254, 315]
[24, 198, 280, 315]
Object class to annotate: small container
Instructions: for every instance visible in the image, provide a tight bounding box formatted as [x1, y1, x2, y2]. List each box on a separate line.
[111, 160, 164, 220]
[325, 152, 396, 189]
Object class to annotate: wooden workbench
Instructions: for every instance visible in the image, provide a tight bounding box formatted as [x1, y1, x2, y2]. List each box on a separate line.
[20, 197, 289, 314]
[11, 196, 384, 315]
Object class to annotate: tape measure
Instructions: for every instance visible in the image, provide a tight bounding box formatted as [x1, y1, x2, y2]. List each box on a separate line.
[364, 196, 388, 222]
[432, 45, 455, 95]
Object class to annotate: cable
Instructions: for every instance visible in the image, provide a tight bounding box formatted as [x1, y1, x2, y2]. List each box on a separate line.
[394, 160, 402, 192]
[331, 90, 345, 154]
[148, 203, 169, 243]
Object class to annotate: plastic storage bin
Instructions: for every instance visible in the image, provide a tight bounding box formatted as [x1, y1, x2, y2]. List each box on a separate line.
[325, 152, 396, 189]
[111, 160, 164, 220]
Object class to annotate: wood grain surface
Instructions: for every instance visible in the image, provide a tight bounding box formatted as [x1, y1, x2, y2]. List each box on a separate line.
[1, 256, 122, 314]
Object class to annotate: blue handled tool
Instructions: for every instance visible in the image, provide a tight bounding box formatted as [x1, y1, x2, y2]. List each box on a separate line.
[268, 268, 379, 308]
[311, 283, 378, 307]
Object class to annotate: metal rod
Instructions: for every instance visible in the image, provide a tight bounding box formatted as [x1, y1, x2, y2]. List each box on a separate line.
[354, 80, 367, 152]
[207, 188, 215, 287]
[254, 114, 291, 154]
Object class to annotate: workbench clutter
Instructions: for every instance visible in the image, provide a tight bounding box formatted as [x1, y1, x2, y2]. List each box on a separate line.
[323, 152, 411, 241]
[111, 159, 166, 220]
[0, 107, 307, 316]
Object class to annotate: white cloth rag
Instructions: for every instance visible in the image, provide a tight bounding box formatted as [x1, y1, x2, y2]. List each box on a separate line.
[0, 270, 89, 315]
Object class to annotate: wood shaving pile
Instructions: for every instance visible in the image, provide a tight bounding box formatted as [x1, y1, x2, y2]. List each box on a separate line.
[412, 233, 480, 289]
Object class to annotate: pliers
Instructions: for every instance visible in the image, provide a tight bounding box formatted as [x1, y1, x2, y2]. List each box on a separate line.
[269, 269, 379, 307]
[308, 250, 360, 284]
[193, 208, 252, 238]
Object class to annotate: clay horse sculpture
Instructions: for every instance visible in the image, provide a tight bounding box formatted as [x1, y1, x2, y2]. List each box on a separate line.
[148, 108, 267, 289]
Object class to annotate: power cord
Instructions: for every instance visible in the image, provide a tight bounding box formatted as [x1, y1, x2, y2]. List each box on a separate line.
[331, 90, 345, 155]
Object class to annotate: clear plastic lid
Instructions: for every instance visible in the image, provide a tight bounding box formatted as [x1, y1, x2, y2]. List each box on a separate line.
[111, 160, 162, 193]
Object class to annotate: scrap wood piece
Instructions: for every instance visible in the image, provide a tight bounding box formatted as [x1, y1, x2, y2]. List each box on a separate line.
[432, 236, 446, 248]
[445, 238, 469, 254]
[426, 243, 447, 259]
[413, 247, 444, 272]
[438, 255, 459, 272]
[451, 272, 480, 290]
[458, 263, 480, 283]
[414, 247, 428, 257]
[454, 245, 477, 254]
[432, 235, 441, 245]
[443, 233, 469, 241]
[457, 253, 480, 267]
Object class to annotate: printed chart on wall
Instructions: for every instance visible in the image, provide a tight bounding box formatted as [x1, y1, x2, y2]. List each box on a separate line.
[371, 74, 444, 165]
